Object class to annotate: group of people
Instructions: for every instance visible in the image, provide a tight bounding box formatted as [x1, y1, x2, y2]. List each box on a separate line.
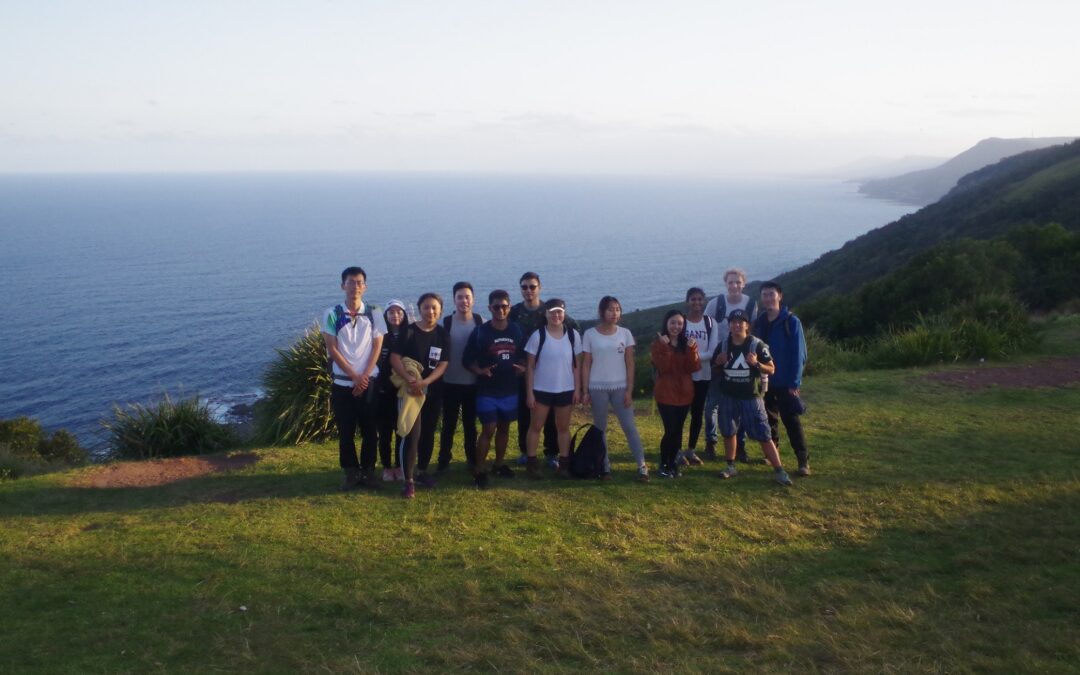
[321, 266, 810, 498]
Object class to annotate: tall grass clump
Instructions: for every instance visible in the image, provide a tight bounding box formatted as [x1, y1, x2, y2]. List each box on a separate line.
[802, 325, 866, 374]
[865, 295, 1036, 368]
[256, 324, 335, 445]
[103, 394, 236, 460]
[0, 417, 87, 479]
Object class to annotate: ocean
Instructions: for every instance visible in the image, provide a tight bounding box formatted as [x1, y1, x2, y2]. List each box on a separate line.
[0, 173, 913, 451]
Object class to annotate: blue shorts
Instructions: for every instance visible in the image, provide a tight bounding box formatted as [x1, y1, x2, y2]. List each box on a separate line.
[717, 395, 771, 442]
[476, 394, 518, 424]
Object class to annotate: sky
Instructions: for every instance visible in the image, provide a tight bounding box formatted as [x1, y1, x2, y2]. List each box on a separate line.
[1, 0, 1077, 175]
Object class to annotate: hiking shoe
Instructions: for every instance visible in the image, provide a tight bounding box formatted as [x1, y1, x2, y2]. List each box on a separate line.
[556, 457, 572, 478]
[494, 464, 515, 478]
[637, 466, 650, 483]
[797, 464, 811, 477]
[360, 469, 382, 490]
[474, 472, 490, 490]
[415, 472, 437, 489]
[685, 451, 704, 466]
[720, 464, 739, 479]
[341, 469, 362, 491]
[526, 456, 542, 480]
[774, 469, 793, 486]
[704, 440, 717, 461]
[402, 481, 416, 499]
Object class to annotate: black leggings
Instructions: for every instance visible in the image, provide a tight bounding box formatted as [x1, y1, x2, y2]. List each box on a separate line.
[440, 383, 477, 467]
[376, 385, 401, 469]
[401, 387, 443, 480]
[656, 403, 690, 470]
[687, 380, 709, 450]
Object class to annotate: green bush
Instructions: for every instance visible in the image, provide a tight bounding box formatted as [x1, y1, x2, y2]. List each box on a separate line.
[257, 324, 335, 445]
[0, 417, 87, 479]
[802, 326, 867, 374]
[103, 394, 236, 460]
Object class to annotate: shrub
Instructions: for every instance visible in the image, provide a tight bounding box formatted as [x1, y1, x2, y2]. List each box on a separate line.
[103, 394, 236, 460]
[802, 326, 867, 374]
[257, 324, 335, 445]
[0, 417, 87, 479]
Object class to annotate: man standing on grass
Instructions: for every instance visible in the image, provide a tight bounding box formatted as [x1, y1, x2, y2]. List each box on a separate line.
[438, 281, 483, 474]
[463, 289, 526, 489]
[703, 267, 759, 462]
[713, 310, 792, 486]
[322, 266, 387, 490]
[752, 281, 811, 477]
[509, 272, 577, 468]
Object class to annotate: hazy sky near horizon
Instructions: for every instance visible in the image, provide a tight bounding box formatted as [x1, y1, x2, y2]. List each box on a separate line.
[2, 1, 1077, 175]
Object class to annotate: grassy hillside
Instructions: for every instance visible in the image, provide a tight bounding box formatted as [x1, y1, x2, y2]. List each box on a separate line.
[2, 318, 1078, 673]
[778, 140, 1080, 306]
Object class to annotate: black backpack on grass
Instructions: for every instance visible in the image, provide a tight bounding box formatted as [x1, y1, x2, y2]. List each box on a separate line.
[569, 423, 606, 479]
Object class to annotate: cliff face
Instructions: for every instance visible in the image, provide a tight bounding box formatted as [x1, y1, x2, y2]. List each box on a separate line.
[857, 137, 1076, 206]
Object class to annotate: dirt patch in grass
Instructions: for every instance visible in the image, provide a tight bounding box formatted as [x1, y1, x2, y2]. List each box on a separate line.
[71, 452, 260, 489]
[926, 356, 1080, 391]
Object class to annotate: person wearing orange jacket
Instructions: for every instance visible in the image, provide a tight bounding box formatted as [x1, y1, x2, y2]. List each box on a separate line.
[650, 309, 700, 478]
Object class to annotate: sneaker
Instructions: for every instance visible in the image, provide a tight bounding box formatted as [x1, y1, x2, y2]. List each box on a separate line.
[685, 451, 704, 466]
[720, 464, 739, 479]
[675, 451, 689, 467]
[517, 453, 528, 466]
[546, 456, 559, 470]
[382, 468, 395, 482]
[402, 481, 416, 499]
[658, 467, 673, 479]
[415, 472, 437, 489]
[774, 469, 793, 486]
[494, 464, 515, 479]
[341, 469, 362, 491]
[474, 472, 490, 490]
[735, 450, 750, 464]
[637, 466, 650, 483]
[797, 464, 811, 477]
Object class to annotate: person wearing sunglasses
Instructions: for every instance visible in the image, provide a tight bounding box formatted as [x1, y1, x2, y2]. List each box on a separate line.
[463, 289, 527, 489]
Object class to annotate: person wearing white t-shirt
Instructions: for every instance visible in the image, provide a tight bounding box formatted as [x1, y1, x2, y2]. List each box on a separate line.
[682, 287, 717, 466]
[582, 296, 648, 482]
[524, 298, 583, 479]
[703, 267, 759, 462]
[321, 266, 387, 491]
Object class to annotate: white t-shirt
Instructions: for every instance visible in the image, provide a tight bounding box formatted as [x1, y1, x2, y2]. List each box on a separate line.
[704, 294, 753, 340]
[321, 302, 388, 383]
[525, 327, 583, 393]
[683, 317, 715, 382]
[582, 326, 635, 390]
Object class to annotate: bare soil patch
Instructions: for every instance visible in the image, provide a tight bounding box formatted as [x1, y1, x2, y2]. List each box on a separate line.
[71, 452, 260, 489]
[925, 356, 1080, 391]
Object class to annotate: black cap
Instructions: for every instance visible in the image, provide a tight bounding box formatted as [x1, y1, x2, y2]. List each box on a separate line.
[727, 309, 750, 324]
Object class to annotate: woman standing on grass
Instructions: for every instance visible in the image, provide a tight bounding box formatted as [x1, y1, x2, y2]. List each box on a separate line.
[650, 309, 700, 478]
[582, 296, 649, 482]
[375, 299, 408, 482]
[524, 298, 583, 479]
[390, 292, 450, 498]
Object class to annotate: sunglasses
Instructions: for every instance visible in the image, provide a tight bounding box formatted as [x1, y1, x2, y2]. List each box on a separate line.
[520, 284, 538, 290]
[490, 304, 510, 311]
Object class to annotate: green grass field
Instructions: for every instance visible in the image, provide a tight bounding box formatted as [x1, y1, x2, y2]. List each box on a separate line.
[3, 321, 1079, 673]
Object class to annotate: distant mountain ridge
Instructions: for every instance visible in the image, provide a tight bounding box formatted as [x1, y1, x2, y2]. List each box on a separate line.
[858, 137, 1076, 205]
[777, 139, 1080, 306]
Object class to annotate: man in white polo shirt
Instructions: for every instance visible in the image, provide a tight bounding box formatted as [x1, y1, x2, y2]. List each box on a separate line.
[321, 266, 387, 490]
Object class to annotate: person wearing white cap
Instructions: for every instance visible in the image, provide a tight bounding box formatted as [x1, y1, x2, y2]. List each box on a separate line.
[375, 298, 408, 482]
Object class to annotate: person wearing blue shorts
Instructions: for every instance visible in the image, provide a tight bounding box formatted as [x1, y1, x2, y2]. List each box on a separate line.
[712, 309, 792, 486]
[463, 289, 526, 488]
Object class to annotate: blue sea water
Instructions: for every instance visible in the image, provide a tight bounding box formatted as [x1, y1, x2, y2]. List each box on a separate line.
[0, 173, 913, 451]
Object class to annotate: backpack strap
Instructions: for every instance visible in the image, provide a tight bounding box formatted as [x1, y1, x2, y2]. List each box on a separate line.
[570, 423, 595, 453]
[745, 296, 757, 321]
[442, 316, 452, 332]
[713, 295, 727, 322]
[703, 315, 714, 344]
